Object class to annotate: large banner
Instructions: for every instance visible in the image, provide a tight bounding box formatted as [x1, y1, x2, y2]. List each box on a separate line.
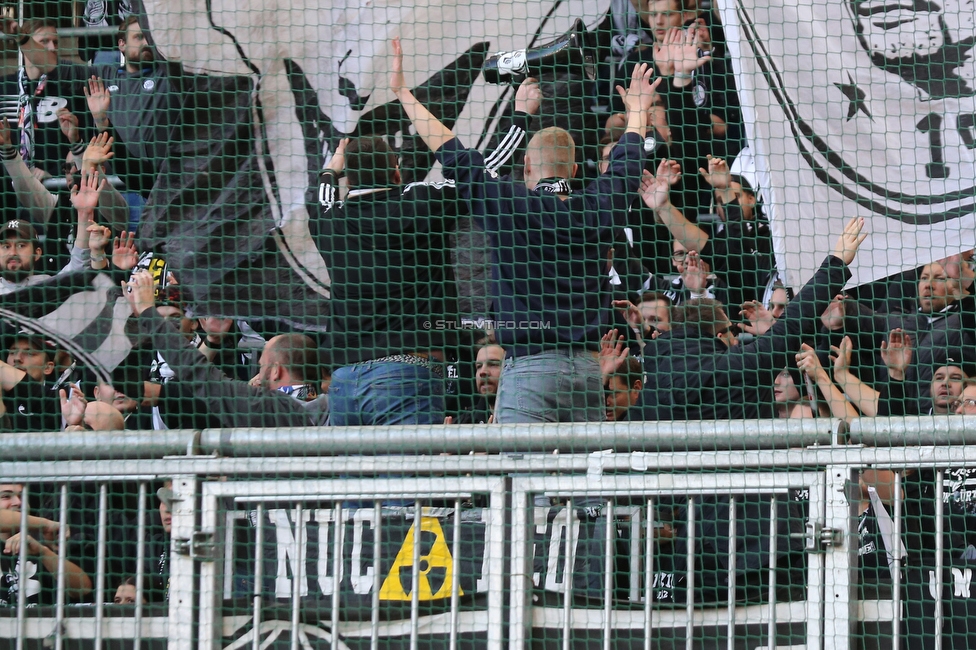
[718, 0, 976, 289]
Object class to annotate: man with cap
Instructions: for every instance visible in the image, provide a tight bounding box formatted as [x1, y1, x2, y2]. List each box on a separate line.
[0, 219, 49, 294]
[0, 331, 62, 432]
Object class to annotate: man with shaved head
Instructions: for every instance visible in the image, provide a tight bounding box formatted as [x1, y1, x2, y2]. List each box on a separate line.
[392, 38, 655, 422]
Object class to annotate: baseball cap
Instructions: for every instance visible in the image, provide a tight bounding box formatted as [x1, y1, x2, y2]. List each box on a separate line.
[0, 219, 38, 245]
[11, 330, 58, 360]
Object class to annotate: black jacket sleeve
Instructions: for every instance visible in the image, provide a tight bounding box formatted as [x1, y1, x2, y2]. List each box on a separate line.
[718, 255, 851, 390]
[137, 307, 312, 428]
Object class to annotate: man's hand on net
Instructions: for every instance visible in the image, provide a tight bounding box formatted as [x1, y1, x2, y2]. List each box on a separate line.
[514, 77, 543, 115]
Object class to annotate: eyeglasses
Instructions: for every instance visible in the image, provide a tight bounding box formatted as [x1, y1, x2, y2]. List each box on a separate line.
[952, 398, 976, 410]
[671, 251, 689, 261]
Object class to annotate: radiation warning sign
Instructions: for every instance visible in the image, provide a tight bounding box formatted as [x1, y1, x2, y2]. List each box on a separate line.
[379, 516, 462, 601]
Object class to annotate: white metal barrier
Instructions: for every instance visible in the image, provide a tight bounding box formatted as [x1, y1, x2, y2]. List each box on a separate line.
[4, 417, 976, 649]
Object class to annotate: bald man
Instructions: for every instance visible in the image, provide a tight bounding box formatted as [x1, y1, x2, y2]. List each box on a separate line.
[392, 38, 655, 422]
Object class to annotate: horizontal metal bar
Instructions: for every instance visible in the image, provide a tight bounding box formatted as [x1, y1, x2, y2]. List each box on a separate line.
[10, 442, 976, 482]
[199, 419, 836, 457]
[849, 415, 976, 446]
[232, 492, 473, 503]
[0, 27, 120, 40]
[0, 430, 198, 461]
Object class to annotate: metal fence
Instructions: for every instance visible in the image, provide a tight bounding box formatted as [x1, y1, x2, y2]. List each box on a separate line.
[4, 417, 976, 650]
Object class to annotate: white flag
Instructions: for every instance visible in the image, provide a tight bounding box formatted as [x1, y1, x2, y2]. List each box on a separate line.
[718, 0, 976, 289]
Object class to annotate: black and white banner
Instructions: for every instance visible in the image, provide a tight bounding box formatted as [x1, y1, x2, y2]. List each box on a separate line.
[719, 0, 976, 289]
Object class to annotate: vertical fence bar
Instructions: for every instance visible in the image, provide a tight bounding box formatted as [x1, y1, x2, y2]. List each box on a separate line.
[94, 484, 108, 650]
[15, 484, 28, 650]
[563, 499, 575, 650]
[644, 498, 655, 650]
[726, 496, 736, 650]
[685, 496, 695, 650]
[134, 483, 147, 650]
[766, 496, 777, 650]
[291, 504, 304, 650]
[252, 504, 265, 650]
[603, 500, 614, 650]
[371, 502, 382, 650]
[934, 470, 944, 650]
[410, 502, 423, 650]
[331, 503, 344, 650]
[54, 485, 68, 650]
[892, 472, 903, 650]
[449, 499, 462, 650]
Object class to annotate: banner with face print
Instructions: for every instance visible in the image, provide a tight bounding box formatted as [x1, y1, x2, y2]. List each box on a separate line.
[718, 0, 976, 288]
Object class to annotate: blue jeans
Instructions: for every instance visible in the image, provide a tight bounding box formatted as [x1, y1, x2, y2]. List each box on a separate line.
[328, 361, 445, 426]
[494, 349, 605, 423]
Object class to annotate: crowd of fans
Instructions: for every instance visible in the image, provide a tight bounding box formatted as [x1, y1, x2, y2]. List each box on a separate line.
[0, 0, 972, 613]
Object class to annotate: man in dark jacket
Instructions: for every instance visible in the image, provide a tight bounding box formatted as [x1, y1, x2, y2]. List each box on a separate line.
[124, 270, 325, 428]
[391, 37, 656, 423]
[312, 133, 461, 426]
[641, 218, 868, 420]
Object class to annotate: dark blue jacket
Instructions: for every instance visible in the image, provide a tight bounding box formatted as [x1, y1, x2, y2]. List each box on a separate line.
[436, 132, 645, 357]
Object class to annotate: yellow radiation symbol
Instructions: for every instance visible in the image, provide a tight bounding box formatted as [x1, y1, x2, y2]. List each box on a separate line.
[379, 516, 461, 601]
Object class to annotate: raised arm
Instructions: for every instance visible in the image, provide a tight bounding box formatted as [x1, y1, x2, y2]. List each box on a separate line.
[831, 335, 880, 416]
[641, 159, 708, 252]
[0, 118, 56, 224]
[616, 63, 658, 140]
[0, 9, 57, 75]
[795, 343, 858, 424]
[391, 37, 456, 153]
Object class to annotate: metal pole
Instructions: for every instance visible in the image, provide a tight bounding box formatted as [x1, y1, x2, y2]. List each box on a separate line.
[643, 498, 654, 650]
[54, 485, 68, 650]
[134, 483, 147, 650]
[685, 496, 695, 650]
[410, 502, 422, 650]
[449, 499, 462, 650]
[371, 503, 381, 650]
[290, 504, 304, 650]
[331, 504, 343, 650]
[602, 500, 614, 650]
[15, 484, 28, 650]
[726, 496, 736, 650]
[766, 496, 777, 650]
[94, 484, 107, 650]
[563, 499, 575, 650]
[892, 472, 903, 650]
[252, 504, 264, 650]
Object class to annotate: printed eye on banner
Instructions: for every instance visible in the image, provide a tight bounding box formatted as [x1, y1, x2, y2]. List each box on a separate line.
[735, 0, 976, 225]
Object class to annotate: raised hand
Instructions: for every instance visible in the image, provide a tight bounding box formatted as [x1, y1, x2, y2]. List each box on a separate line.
[111, 232, 139, 271]
[390, 37, 407, 96]
[880, 328, 912, 381]
[681, 250, 709, 293]
[514, 77, 543, 115]
[87, 222, 112, 254]
[653, 25, 712, 78]
[82, 132, 115, 170]
[599, 328, 629, 378]
[795, 343, 828, 382]
[0, 8, 22, 37]
[830, 335, 854, 379]
[820, 294, 847, 332]
[69, 168, 107, 213]
[832, 217, 868, 265]
[698, 154, 731, 189]
[616, 63, 661, 115]
[122, 269, 157, 317]
[325, 137, 349, 173]
[739, 300, 775, 336]
[612, 299, 643, 331]
[83, 77, 111, 126]
[0, 117, 11, 148]
[56, 107, 80, 144]
[59, 383, 87, 427]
